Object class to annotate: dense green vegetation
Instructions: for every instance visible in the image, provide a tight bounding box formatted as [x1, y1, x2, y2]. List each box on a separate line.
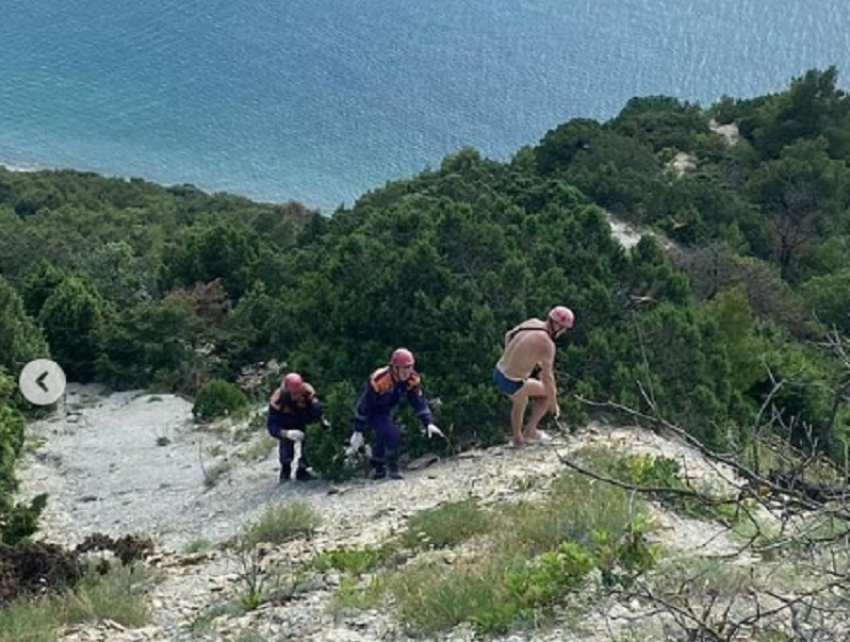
[2, 68, 850, 539]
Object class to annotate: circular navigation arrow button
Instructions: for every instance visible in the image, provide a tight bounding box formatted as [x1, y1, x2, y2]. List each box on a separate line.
[18, 359, 67, 405]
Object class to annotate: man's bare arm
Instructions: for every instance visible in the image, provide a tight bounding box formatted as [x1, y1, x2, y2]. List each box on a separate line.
[539, 344, 559, 415]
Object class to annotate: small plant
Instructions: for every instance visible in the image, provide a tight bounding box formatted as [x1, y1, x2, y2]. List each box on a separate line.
[193, 379, 249, 422]
[240, 501, 322, 549]
[649, 556, 760, 608]
[591, 519, 659, 588]
[310, 543, 396, 575]
[182, 537, 213, 554]
[206, 444, 225, 457]
[233, 540, 311, 613]
[0, 599, 59, 642]
[388, 560, 506, 635]
[400, 497, 490, 550]
[501, 540, 595, 609]
[56, 563, 150, 627]
[232, 540, 271, 613]
[302, 380, 360, 480]
[468, 600, 532, 636]
[331, 575, 385, 612]
[184, 600, 244, 634]
[240, 584, 263, 611]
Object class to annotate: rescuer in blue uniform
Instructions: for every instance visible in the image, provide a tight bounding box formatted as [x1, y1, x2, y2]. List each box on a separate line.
[348, 348, 444, 479]
[267, 372, 325, 482]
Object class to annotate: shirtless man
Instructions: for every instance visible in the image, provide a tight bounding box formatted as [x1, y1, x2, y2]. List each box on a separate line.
[492, 306, 575, 448]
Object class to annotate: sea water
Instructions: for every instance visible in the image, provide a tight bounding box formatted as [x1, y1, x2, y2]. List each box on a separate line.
[1, 0, 848, 211]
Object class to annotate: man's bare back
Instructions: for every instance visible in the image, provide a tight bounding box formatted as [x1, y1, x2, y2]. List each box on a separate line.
[497, 318, 554, 380]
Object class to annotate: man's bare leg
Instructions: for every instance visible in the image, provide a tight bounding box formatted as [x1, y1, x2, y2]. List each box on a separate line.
[522, 395, 552, 440]
[510, 395, 529, 448]
[513, 380, 548, 441]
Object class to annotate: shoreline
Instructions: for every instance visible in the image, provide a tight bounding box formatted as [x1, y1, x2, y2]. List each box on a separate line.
[0, 161, 42, 173]
[0, 160, 328, 211]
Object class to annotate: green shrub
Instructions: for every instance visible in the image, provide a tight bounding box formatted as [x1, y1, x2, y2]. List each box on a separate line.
[0, 371, 47, 545]
[331, 575, 385, 612]
[57, 564, 149, 628]
[591, 519, 659, 588]
[496, 465, 645, 556]
[192, 379, 249, 421]
[310, 544, 395, 575]
[239, 501, 322, 549]
[502, 541, 594, 609]
[302, 381, 359, 481]
[182, 538, 214, 554]
[400, 497, 490, 550]
[382, 461, 659, 636]
[388, 561, 508, 635]
[0, 599, 59, 642]
[0, 563, 149, 642]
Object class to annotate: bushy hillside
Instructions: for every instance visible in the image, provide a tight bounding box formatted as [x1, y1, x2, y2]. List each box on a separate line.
[1, 68, 850, 538]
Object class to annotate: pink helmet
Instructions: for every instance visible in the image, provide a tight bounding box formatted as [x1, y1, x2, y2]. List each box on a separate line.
[390, 347, 415, 367]
[282, 372, 305, 392]
[548, 306, 575, 328]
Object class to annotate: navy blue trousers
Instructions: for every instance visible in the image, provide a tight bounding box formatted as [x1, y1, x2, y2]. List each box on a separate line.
[367, 414, 401, 471]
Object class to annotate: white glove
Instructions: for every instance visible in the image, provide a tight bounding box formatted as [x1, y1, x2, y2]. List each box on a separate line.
[285, 430, 305, 442]
[350, 431, 365, 450]
[291, 441, 303, 481]
[425, 423, 444, 439]
[321, 417, 331, 429]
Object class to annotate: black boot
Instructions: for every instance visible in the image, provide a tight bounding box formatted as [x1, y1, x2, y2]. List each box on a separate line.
[388, 463, 404, 480]
[373, 466, 387, 480]
[279, 463, 292, 483]
[295, 467, 318, 482]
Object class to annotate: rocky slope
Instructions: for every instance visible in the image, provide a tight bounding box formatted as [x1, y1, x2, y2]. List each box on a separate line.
[16, 383, 759, 642]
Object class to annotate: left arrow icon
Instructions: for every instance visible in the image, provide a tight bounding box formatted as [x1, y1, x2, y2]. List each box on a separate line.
[19, 359, 67, 405]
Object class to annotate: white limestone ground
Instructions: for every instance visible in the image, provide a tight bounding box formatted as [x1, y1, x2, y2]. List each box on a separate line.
[19, 384, 283, 551]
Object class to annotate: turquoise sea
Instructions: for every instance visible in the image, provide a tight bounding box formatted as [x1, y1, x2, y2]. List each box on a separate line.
[1, 0, 849, 212]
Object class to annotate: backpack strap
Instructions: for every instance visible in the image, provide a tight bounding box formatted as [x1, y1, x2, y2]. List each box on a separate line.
[507, 326, 549, 342]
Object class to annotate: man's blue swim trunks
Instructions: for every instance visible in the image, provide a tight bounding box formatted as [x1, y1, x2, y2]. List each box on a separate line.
[492, 366, 525, 396]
